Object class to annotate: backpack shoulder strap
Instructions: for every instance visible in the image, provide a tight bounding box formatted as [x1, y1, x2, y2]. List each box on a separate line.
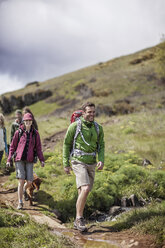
[32, 129, 37, 147]
[71, 119, 81, 154]
[32, 128, 37, 137]
[17, 128, 22, 139]
[74, 119, 81, 140]
[94, 121, 100, 136]
[14, 128, 23, 151]
[94, 121, 100, 152]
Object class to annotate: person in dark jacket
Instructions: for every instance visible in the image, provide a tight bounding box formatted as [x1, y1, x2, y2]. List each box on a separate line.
[7, 113, 45, 210]
[10, 109, 22, 142]
[0, 113, 8, 164]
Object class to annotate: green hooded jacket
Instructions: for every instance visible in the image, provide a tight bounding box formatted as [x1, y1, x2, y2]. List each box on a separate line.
[10, 121, 20, 142]
[63, 117, 104, 167]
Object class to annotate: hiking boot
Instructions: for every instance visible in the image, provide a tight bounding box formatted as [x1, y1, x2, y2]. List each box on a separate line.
[74, 217, 87, 232]
[23, 190, 29, 201]
[17, 202, 23, 210]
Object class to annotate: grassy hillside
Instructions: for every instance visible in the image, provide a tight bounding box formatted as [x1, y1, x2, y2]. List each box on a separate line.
[1, 43, 165, 117]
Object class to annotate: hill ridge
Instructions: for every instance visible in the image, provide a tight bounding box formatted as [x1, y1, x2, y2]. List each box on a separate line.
[1, 43, 164, 116]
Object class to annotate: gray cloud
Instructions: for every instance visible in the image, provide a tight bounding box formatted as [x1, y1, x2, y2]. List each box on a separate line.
[0, 0, 165, 94]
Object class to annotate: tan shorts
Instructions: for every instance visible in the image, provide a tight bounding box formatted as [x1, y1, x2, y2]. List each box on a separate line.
[71, 160, 96, 190]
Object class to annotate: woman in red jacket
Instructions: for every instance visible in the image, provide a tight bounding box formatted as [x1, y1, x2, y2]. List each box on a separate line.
[7, 113, 45, 210]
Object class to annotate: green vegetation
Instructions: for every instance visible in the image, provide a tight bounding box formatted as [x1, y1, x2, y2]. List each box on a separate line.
[4, 144, 165, 222]
[36, 117, 67, 140]
[35, 150, 165, 221]
[0, 208, 74, 248]
[0, 154, 10, 176]
[100, 109, 165, 167]
[131, 202, 165, 246]
[29, 100, 58, 117]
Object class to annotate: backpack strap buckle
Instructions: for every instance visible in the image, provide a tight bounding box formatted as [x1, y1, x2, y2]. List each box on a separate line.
[73, 149, 96, 157]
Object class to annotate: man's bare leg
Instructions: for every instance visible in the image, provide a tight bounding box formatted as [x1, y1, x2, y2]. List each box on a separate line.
[76, 185, 90, 218]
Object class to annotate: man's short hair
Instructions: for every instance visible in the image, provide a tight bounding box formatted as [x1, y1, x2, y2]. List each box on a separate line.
[15, 109, 22, 115]
[81, 102, 95, 112]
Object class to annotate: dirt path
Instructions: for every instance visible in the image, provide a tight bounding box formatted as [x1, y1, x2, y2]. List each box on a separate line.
[42, 129, 67, 151]
[0, 175, 157, 248]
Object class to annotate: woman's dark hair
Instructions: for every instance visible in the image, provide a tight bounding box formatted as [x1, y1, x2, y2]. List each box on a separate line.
[81, 102, 95, 112]
[23, 107, 38, 130]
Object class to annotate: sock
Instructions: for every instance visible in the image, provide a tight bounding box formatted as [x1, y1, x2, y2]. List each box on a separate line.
[76, 216, 83, 219]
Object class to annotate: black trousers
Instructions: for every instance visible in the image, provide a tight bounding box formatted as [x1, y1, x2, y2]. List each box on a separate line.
[0, 150, 4, 164]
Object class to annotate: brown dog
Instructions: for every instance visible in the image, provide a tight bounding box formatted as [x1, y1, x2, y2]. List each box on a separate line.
[26, 174, 42, 206]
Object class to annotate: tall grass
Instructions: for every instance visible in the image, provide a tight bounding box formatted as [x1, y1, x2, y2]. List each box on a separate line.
[98, 109, 165, 167]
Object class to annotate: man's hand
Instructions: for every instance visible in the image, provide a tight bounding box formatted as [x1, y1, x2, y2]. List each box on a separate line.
[96, 161, 104, 170]
[64, 166, 72, 174]
[41, 161, 45, 167]
[6, 162, 10, 168]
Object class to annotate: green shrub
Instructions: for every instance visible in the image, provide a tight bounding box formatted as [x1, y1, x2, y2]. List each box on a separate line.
[0, 155, 7, 172]
[116, 164, 147, 184]
[123, 127, 135, 134]
[104, 152, 142, 172]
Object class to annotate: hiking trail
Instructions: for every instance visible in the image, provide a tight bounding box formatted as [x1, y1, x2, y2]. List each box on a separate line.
[0, 175, 157, 248]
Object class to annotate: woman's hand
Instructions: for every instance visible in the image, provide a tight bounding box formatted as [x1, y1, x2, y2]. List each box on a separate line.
[6, 162, 10, 168]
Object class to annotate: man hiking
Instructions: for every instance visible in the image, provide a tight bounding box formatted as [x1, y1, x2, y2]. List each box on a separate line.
[63, 102, 104, 232]
[9, 109, 23, 168]
[10, 109, 22, 142]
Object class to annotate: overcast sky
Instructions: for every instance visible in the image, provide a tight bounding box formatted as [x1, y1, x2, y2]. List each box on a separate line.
[0, 0, 165, 95]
